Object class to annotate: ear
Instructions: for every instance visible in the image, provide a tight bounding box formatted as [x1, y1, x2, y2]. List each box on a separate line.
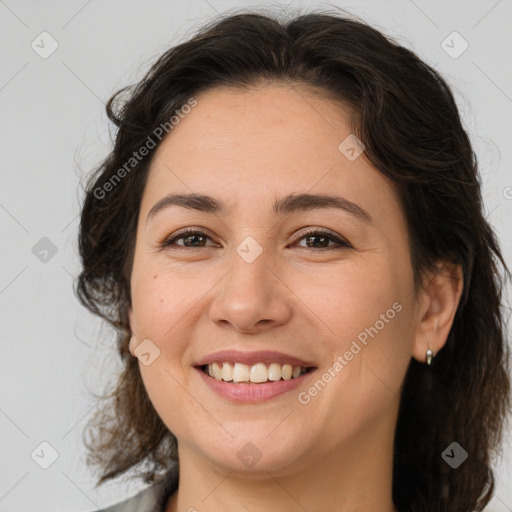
[412, 261, 464, 363]
[128, 307, 138, 356]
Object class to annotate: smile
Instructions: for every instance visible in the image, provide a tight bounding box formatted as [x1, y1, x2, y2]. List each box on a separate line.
[193, 349, 318, 402]
[201, 362, 313, 383]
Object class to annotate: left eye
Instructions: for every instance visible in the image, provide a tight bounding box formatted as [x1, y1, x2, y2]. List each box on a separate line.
[161, 229, 351, 250]
[294, 230, 351, 249]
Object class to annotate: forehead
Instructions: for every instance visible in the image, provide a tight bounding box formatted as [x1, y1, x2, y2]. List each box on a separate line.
[142, 84, 402, 225]
[160, 83, 354, 159]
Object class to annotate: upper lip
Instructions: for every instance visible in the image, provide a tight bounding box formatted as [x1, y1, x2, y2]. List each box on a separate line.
[194, 350, 317, 368]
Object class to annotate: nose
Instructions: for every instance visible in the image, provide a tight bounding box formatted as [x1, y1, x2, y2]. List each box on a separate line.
[208, 245, 292, 334]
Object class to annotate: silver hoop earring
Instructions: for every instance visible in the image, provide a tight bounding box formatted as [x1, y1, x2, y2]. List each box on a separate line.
[426, 347, 434, 366]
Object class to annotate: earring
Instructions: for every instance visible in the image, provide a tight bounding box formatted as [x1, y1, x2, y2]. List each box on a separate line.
[426, 347, 434, 366]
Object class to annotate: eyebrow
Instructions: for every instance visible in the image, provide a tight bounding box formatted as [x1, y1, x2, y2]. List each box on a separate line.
[146, 192, 372, 223]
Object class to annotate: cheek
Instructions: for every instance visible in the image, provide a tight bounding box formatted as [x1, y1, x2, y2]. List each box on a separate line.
[306, 257, 412, 397]
[303, 257, 404, 347]
[287, 258, 412, 448]
[130, 269, 196, 431]
[130, 260, 215, 368]
[132, 272, 167, 326]
[131, 247, 194, 318]
[130, 264, 189, 345]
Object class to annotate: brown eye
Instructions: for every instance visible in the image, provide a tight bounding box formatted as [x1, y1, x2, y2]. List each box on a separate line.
[161, 228, 352, 250]
[294, 230, 352, 250]
[162, 229, 217, 248]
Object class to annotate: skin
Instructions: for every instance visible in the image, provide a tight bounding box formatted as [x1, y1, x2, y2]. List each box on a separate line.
[128, 83, 463, 512]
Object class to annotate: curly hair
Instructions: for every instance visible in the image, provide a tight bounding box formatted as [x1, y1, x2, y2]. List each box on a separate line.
[76, 8, 511, 511]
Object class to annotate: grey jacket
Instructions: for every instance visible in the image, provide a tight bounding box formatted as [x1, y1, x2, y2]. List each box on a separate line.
[91, 464, 179, 512]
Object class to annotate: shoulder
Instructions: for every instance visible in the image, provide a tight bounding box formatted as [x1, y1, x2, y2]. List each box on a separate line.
[90, 465, 179, 512]
[93, 485, 159, 512]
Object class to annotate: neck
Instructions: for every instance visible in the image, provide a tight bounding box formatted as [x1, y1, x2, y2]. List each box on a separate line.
[165, 412, 398, 512]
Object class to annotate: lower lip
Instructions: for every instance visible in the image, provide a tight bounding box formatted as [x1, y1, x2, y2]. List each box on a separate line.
[195, 367, 317, 403]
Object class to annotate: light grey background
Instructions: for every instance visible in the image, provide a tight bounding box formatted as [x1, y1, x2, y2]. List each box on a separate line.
[1, 1, 511, 511]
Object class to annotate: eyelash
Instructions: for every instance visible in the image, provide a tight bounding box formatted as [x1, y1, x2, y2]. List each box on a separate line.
[160, 227, 352, 251]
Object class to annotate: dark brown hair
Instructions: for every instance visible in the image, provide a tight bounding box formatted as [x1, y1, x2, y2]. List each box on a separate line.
[77, 8, 511, 511]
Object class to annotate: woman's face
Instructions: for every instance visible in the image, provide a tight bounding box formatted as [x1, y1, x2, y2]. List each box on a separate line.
[129, 84, 421, 475]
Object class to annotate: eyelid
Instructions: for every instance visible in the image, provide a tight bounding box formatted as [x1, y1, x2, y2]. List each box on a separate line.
[160, 226, 353, 250]
[159, 227, 219, 249]
[291, 226, 352, 248]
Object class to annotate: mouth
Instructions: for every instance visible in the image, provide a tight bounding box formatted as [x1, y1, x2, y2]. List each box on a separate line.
[193, 350, 318, 402]
[193, 349, 318, 384]
[196, 362, 316, 384]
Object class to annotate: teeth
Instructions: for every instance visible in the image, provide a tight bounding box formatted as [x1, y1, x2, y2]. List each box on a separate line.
[282, 364, 293, 380]
[250, 363, 268, 383]
[232, 362, 250, 382]
[212, 362, 223, 380]
[268, 363, 282, 381]
[204, 362, 308, 383]
[221, 362, 233, 381]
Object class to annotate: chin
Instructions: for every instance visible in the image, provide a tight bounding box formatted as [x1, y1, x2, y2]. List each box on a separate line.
[193, 433, 308, 475]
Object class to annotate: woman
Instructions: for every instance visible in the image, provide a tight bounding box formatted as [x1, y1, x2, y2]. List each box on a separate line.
[77, 9, 511, 512]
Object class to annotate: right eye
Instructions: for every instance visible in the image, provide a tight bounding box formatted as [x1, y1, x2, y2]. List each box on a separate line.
[161, 228, 218, 249]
